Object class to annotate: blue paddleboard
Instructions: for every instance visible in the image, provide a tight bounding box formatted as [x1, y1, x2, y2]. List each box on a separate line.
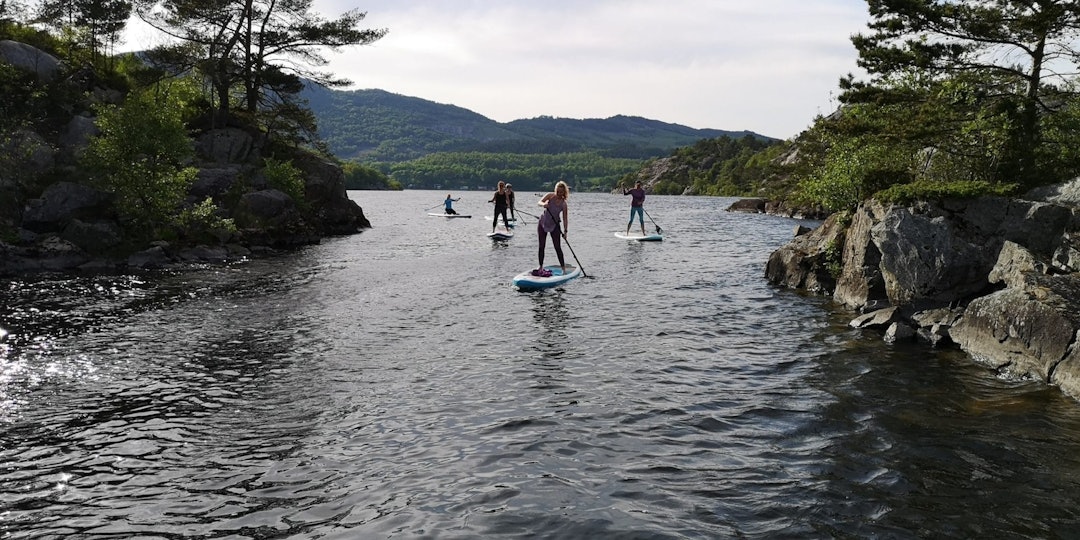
[512, 265, 581, 290]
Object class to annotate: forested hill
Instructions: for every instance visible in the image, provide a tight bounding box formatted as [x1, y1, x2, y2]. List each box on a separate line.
[303, 85, 769, 162]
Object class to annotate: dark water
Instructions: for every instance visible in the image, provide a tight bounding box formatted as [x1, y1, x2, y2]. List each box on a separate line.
[3, 190, 1080, 539]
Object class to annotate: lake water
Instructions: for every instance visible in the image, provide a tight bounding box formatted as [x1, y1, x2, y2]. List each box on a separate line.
[3, 190, 1080, 539]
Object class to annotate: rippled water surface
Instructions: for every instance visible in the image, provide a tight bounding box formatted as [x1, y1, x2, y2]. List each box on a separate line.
[4, 190, 1080, 539]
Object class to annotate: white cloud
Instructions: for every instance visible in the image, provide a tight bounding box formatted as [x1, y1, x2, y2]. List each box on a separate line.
[128, 0, 871, 138]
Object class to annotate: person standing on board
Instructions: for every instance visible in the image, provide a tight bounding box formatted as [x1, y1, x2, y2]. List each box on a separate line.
[505, 183, 516, 221]
[537, 181, 570, 274]
[623, 181, 647, 236]
[444, 194, 460, 215]
[489, 181, 512, 232]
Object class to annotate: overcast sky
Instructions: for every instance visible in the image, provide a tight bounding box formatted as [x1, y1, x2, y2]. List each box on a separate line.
[127, 0, 872, 140]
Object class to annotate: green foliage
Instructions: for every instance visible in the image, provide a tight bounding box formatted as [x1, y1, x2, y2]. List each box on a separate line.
[263, 157, 306, 204]
[343, 161, 399, 190]
[619, 135, 784, 197]
[844, 0, 1080, 190]
[875, 180, 1017, 206]
[795, 134, 913, 213]
[824, 237, 843, 279]
[385, 151, 643, 192]
[178, 197, 236, 242]
[82, 82, 198, 235]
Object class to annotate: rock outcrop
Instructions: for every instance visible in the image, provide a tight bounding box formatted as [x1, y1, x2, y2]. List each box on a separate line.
[766, 178, 1080, 401]
[0, 40, 371, 275]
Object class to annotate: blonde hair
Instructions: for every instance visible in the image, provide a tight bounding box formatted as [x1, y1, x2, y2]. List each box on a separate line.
[555, 181, 570, 199]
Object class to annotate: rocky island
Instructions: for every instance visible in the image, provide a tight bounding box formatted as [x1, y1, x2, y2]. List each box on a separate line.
[1, 39, 370, 275]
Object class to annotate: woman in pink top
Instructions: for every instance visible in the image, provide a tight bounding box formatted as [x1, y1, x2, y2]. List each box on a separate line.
[537, 181, 569, 274]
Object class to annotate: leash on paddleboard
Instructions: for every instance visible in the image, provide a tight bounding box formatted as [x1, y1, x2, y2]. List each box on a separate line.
[643, 208, 663, 235]
[543, 204, 588, 278]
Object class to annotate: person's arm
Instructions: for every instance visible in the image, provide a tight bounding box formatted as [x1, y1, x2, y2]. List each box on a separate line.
[538, 193, 552, 206]
[561, 206, 569, 237]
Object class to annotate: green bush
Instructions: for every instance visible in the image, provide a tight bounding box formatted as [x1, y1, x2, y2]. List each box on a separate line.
[82, 82, 198, 236]
[875, 180, 1017, 205]
[263, 157, 305, 204]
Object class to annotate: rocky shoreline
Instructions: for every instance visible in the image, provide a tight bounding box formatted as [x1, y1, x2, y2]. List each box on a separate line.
[757, 179, 1080, 401]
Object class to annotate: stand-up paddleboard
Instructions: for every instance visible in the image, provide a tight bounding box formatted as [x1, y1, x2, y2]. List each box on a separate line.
[488, 229, 514, 240]
[615, 232, 663, 242]
[512, 265, 581, 290]
[428, 213, 472, 218]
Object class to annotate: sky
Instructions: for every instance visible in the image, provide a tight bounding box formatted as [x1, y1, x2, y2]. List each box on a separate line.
[126, 0, 872, 140]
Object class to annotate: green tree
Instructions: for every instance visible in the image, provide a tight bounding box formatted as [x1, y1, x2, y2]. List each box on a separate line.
[82, 81, 199, 235]
[137, 0, 386, 124]
[844, 0, 1080, 190]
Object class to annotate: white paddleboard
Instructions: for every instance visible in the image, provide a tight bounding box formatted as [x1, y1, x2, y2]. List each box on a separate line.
[615, 232, 663, 242]
[428, 213, 472, 218]
[512, 265, 581, 290]
[488, 229, 514, 240]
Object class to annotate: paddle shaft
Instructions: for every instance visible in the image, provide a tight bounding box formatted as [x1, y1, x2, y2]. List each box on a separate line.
[643, 208, 662, 234]
[543, 203, 587, 278]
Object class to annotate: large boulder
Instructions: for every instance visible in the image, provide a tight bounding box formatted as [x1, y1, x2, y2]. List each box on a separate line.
[293, 154, 371, 233]
[0, 40, 62, 81]
[727, 198, 766, 213]
[764, 211, 845, 294]
[57, 114, 100, 163]
[834, 202, 888, 309]
[233, 189, 297, 229]
[195, 128, 256, 164]
[22, 182, 113, 233]
[871, 204, 990, 308]
[951, 273, 1080, 384]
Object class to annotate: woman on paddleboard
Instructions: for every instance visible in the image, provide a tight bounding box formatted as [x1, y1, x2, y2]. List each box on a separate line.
[537, 181, 570, 274]
[623, 181, 647, 236]
[489, 181, 512, 232]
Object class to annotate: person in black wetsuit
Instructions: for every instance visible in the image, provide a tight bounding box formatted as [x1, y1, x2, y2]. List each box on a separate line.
[489, 181, 511, 232]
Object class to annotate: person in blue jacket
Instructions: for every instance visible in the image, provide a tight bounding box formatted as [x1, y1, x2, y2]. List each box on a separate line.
[444, 194, 460, 215]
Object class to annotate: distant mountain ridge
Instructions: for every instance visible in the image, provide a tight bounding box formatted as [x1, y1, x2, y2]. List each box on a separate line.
[303, 85, 772, 163]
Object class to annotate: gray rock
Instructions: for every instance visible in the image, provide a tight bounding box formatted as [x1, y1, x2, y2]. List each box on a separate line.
[189, 166, 245, 199]
[989, 241, 1046, 288]
[0, 40, 62, 81]
[884, 322, 916, 343]
[234, 189, 296, 229]
[951, 275, 1080, 382]
[195, 128, 255, 164]
[727, 198, 767, 213]
[764, 211, 845, 294]
[834, 202, 888, 309]
[57, 115, 100, 163]
[1024, 177, 1080, 207]
[127, 246, 173, 268]
[179, 245, 228, 262]
[22, 182, 113, 233]
[871, 206, 989, 308]
[850, 306, 899, 329]
[61, 219, 122, 253]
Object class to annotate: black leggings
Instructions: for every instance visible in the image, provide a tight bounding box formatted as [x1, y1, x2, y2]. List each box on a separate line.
[492, 207, 509, 229]
[537, 226, 565, 268]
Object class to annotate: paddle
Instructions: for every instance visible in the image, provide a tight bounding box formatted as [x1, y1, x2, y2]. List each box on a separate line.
[643, 208, 663, 235]
[543, 204, 588, 278]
